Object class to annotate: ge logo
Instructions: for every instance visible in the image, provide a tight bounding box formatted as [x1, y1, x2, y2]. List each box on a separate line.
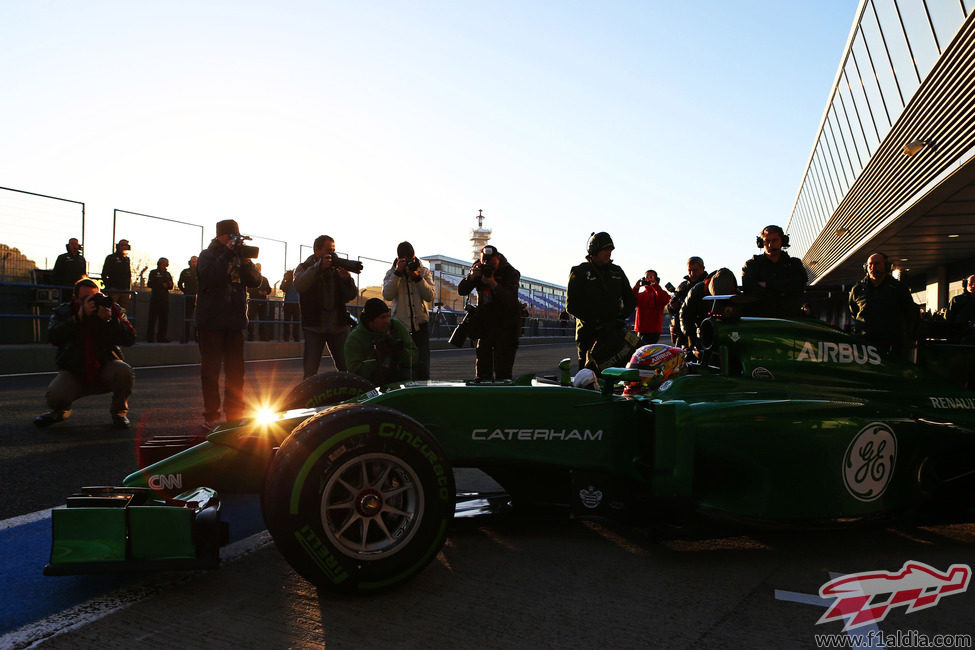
[843, 422, 897, 502]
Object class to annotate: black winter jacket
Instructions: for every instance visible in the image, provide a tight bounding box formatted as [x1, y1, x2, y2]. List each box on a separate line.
[195, 239, 262, 330]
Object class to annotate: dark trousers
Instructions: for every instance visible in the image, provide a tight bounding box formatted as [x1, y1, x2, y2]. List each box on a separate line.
[411, 323, 431, 380]
[198, 328, 245, 422]
[147, 297, 169, 341]
[283, 303, 301, 341]
[182, 295, 196, 343]
[637, 332, 661, 346]
[302, 328, 349, 378]
[45, 361, 134, 417]
[475, 337, 518, 381]
[248, 301, 270, 341]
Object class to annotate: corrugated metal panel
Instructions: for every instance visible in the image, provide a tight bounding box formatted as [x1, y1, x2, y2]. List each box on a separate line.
[801, 11, 975, 283]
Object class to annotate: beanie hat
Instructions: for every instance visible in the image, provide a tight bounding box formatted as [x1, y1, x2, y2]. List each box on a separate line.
[362, 298, 390, 323]
[396, 241, 414, 259]
[216, 219, 240, 237]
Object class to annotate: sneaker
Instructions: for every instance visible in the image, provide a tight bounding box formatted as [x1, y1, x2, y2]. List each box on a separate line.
[112, 414, 130, 429]
[34, 411, 66, 428]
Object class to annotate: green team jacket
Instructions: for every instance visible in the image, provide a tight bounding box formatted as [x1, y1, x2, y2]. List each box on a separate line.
[566, 261, 637, 335]
[344, 318, 419, 383]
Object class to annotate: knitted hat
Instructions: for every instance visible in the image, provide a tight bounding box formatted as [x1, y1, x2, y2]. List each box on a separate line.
[361, 298, 390, 322]
[396, 241, 414, 258]
[216, 219, 240, 237]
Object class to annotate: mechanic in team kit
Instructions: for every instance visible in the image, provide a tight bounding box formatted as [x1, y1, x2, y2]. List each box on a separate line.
[947, 274, 975, 339]
[458, 244, 522, 381]
[345, 297, 418, 386]
[566, 232, 636, 372]
[101, 239, 133, 310]
[195, 219, 262, 430]
[178, 255, 199, 342]
[382, 241, 435, 380]
[146, 257, 173, 342]
[849, 252, 919, 361]
[294, 234, 358, 378]
[679, 268, 738, 352]
[51, 237, 87, 300]
[34, 278, 136, 430]
[667, 256, 707, 348]
[741, 224, 808, 318]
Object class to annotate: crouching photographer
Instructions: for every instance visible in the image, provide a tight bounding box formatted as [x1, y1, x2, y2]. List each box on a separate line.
[34, 278, 136, 429]
[457, 245, 521, 381]
[344, 298, 418, 386]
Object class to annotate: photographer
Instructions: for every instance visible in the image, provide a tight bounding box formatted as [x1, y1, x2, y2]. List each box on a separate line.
[345, 298, 418, 386]
[294, 234, 358, 378]
[34, 278, 136, 429]
[382, 241, 434, 379]
[633, 269, 670, 345]
[195, 219, 262, 430]
[457, 245, 521, 381]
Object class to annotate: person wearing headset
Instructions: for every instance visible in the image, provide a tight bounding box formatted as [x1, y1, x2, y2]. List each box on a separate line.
[741, 224, 808, 318]
[849, 252, 918, 361]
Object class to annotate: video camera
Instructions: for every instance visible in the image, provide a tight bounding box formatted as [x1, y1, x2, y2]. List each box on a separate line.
[448, 303, 481, 347]
[229, 233, 260, 259]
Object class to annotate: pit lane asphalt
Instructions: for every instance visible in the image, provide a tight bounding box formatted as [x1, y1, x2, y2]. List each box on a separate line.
[3, 343, 975, 647]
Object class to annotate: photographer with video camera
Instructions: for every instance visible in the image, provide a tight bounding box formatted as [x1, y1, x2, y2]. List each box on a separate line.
[382, 241, 435, 380]
[344, 298, 418, 386]
[34, 278, 136, 429]
[294, 234, 358, 378]
[457, 245, 521, 381]
[195, 219, 262, 430]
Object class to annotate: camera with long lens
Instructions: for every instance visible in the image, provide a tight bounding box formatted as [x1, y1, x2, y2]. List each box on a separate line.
[229, 233, 260, 259]
[406, 257, 420, 272]
[448, 303, 481, 347]
[331, 256, 364, 274]
[480, 264, 494, 279]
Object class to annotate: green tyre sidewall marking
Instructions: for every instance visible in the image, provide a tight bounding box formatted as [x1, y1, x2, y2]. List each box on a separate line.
[264, 405, 454, 593]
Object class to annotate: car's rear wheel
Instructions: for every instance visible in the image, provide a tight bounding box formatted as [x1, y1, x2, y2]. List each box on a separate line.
[281, 371, 375, 410]
[262, 404, 454, 593]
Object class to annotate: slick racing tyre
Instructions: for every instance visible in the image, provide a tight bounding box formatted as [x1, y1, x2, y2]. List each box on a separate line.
[262, 404, 455, 593]
[281, 371, 375, 410]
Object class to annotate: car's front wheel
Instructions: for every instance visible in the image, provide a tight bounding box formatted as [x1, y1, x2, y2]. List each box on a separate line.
[261, 404, 454, 593]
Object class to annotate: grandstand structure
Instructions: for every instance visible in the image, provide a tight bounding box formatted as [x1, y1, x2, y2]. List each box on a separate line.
[417, 210, 568, 318]
[422, 253, 567, 318]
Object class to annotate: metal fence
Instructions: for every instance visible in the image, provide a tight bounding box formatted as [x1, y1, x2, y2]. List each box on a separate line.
[112, 210, 204, 288]
[0, 186, 85, 282]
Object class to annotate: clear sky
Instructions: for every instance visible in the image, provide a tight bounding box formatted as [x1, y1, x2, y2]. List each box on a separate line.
[1, 0, 857, 293]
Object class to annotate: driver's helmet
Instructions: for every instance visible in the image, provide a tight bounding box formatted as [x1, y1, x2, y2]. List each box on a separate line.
[623, 344, 686, 395]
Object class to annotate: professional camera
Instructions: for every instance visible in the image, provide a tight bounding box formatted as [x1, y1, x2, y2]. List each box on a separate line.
[480, 264, 494, 279]
[374, 334, 404, 370]
[91, 292, 114, 309]
[331, 256, 364, 274]
[448, 303, 481, 347]
[665, 281, 677, 293]
[229, 233, 260, 259]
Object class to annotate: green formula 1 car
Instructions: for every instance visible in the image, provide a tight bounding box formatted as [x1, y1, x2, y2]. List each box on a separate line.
[45, 309, 975, 593]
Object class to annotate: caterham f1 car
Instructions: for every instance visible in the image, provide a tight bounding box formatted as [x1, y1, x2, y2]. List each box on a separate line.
[45, 311, 975, 593]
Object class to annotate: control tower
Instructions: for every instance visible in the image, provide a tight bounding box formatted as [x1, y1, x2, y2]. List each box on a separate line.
[470, 209, 491, 260]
